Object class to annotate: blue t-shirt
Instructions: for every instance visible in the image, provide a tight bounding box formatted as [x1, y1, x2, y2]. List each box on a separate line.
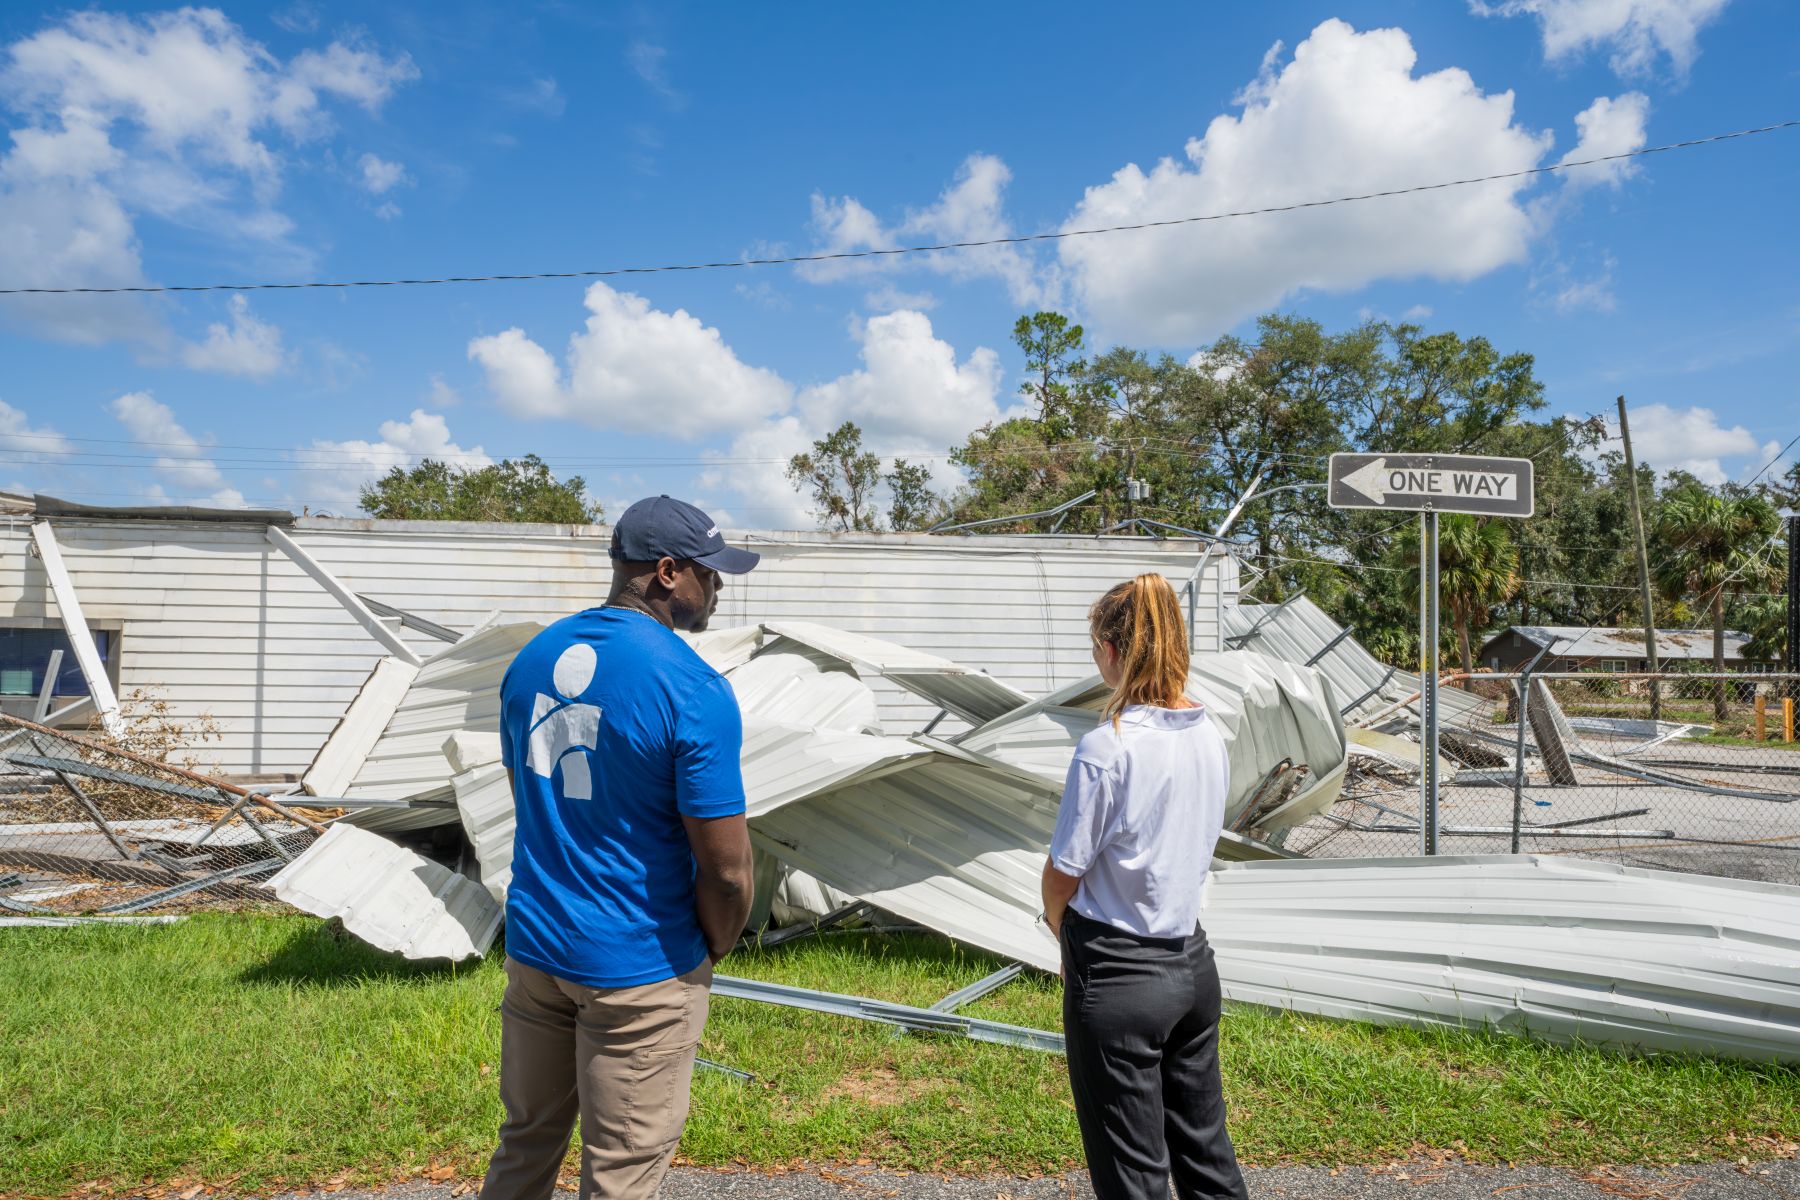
[498, 606, 746, 988]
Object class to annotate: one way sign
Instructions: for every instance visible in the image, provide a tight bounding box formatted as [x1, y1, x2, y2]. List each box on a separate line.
[1327, 452, 1534, 518]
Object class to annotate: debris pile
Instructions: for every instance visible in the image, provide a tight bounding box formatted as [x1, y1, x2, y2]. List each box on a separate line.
[0, 715, 324, 921]
[263, 616, 1800, 1064]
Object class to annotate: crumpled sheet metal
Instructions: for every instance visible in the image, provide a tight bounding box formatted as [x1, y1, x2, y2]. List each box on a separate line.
[267, 823, 502, 961]
[1223, 595, 1485, 729]
[757, 620, 1033, 726]
[307, 617, 542, 834]
[744, 733, 1064, 967]
[955, 651, 1349, 838]
[1202, 855, 1800, 1063]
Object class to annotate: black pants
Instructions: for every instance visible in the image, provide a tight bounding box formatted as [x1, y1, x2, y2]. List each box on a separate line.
[1061, 910, 1248, 1200]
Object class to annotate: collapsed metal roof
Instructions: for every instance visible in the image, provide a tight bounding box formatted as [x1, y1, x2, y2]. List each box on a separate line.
[267, 617, 1800, 1064]
[1222, 594, 1486, 727]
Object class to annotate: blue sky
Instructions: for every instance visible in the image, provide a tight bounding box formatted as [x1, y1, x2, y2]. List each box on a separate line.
[0, 0, 1795, 526]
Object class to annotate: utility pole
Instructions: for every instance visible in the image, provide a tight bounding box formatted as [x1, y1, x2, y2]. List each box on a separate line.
[1618, 396, 1662, 721]
[1786, 514, 1798, 676]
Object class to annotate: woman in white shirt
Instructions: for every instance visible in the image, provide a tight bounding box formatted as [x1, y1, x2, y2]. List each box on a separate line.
[1041, 574, 1248, 1200]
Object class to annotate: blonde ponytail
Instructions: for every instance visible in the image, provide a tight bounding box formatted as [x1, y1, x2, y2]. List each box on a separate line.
[1089, 573, 1190, 725]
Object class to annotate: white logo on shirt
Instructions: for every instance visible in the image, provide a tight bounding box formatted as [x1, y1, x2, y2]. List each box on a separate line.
[527, 643, 602, 800]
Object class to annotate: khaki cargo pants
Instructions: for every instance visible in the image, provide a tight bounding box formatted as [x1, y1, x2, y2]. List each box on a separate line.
[479, 956, 712, 1200]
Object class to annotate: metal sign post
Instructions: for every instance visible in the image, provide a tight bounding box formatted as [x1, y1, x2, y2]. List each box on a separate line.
[1329, 452, 1535, 857]
[1420, 510, 1439, 856]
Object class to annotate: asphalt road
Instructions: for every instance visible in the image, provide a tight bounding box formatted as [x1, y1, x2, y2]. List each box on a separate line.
[256, 1158, 1800, 1200]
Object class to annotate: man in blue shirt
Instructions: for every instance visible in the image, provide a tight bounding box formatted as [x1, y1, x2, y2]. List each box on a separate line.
[480, 496, 757, 1200]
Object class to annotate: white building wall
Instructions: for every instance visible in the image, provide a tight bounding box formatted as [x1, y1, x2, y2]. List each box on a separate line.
[2, 514, 1236, 779]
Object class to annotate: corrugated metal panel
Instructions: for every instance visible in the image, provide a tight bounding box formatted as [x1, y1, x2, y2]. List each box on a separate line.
[1, 517, 1231, 776]
[451, 761, 513, 901]
[1203, 855, 1800, 1063]
[1222, 595, 1485, 727]
[1506, 625, 1754, 662]
[761, 621, 1033, 725]
[339, 619, 540, 802]
[267, 823, 502, 960]
[722, 649, 882, 735]
[957, 651, 1349, 835]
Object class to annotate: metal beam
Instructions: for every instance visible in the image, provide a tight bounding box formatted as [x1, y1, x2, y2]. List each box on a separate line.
[93, 856, 283, 914]
[27, 737, 136, 861]
[3, 753, 228, 805]
[1303, 626, 1355, 667]
[711, 974, 1064, 1054]
[265, 526, 424, 666]
[929, 963, 1025, 1013]
[41, 696, 93, 725]
[751, 900, 873, 950]
[33, 649, 63, 723]
[27, 522, 122, 737]
[357, 595, 461, 644]
[929, 489, 1097, 535]
[1225, 590, 1306, 648]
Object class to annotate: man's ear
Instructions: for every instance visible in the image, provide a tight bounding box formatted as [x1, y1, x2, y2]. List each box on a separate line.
[653, 556, 681, 590]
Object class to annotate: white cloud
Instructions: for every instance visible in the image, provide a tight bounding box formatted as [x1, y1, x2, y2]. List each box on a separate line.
[0, 8, 414, 344]
[865, 285, 938, 312]
[795, 310, 1005, 461]
[428, 375, 460, 407]
[626, 40, 681, 105]
[1556, 93, 1650, 191]
[801, 153, 1057, 308]
[1471, 0, 1731, 77]
[1402, 304, 1434, 321]
[468, 282, 793, 437]
[1609, 403, 1767, 484]
[0, 398, 74, 457]
[179, 295, 289, 377]
[271, 4, 322, 35]
[356, 151, 408, 194]
[1059, 19, 1552, 345]
[1537, 253, 1618, 312]
[301, 408, 490, 515]
[707, 309, 1008, 526]
[699, 416, 815, 530]
[108, 390, 245, 507]
[504, 75, 564, 116]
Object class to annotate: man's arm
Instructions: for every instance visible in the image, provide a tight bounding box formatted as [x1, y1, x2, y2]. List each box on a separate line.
[1041, 857, 1081, 938]
[683, 812, 754, 964]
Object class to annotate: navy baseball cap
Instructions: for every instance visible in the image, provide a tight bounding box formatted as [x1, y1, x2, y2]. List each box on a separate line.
[609, 495, 761, 574]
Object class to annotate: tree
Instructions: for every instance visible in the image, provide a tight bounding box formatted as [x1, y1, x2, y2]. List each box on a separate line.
[1652, 486, 1782, 720]
[1435, 515, 1520, 675]
[358, 455, 602, 523]
[886, 459, 945, 531]
[1758, 460, 1800, 514]
[787, 421, 883, 532]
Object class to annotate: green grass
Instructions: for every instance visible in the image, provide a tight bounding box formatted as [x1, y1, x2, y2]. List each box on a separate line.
[4, 915, 1799, 1197]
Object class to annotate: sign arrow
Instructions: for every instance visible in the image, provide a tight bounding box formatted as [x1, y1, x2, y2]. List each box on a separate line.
[1340, 457, 1389, 505]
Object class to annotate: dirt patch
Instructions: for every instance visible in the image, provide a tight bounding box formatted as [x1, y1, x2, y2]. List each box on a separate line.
[820, 1068, 939, 1107]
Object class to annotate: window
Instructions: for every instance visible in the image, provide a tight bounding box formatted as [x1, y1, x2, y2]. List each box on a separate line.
[0, 628, 109, 697]
[1601, 659, 1623, 672]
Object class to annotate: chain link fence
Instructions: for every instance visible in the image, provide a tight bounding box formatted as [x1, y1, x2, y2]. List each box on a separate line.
[0, 713, 328, 920]
[1281, 670, 1800, 885]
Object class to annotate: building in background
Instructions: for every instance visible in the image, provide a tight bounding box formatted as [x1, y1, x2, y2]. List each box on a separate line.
[3, 493, 1238, 781]
[1476, 625, 1771, 674]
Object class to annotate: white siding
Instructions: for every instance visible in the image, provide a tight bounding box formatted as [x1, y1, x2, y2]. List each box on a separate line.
[0, 514, 1236, 779]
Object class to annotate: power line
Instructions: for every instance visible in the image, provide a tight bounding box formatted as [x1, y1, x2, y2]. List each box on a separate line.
[4, 119, 1793, 297]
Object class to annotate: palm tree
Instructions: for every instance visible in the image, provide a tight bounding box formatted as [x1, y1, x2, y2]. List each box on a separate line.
[1436, 515, 1521, 677]
[1404, 515, 1520, 675]
[1651, 486, 1781, 722]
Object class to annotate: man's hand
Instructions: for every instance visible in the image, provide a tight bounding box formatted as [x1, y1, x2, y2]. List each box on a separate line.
[683, 813, 754, 964]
